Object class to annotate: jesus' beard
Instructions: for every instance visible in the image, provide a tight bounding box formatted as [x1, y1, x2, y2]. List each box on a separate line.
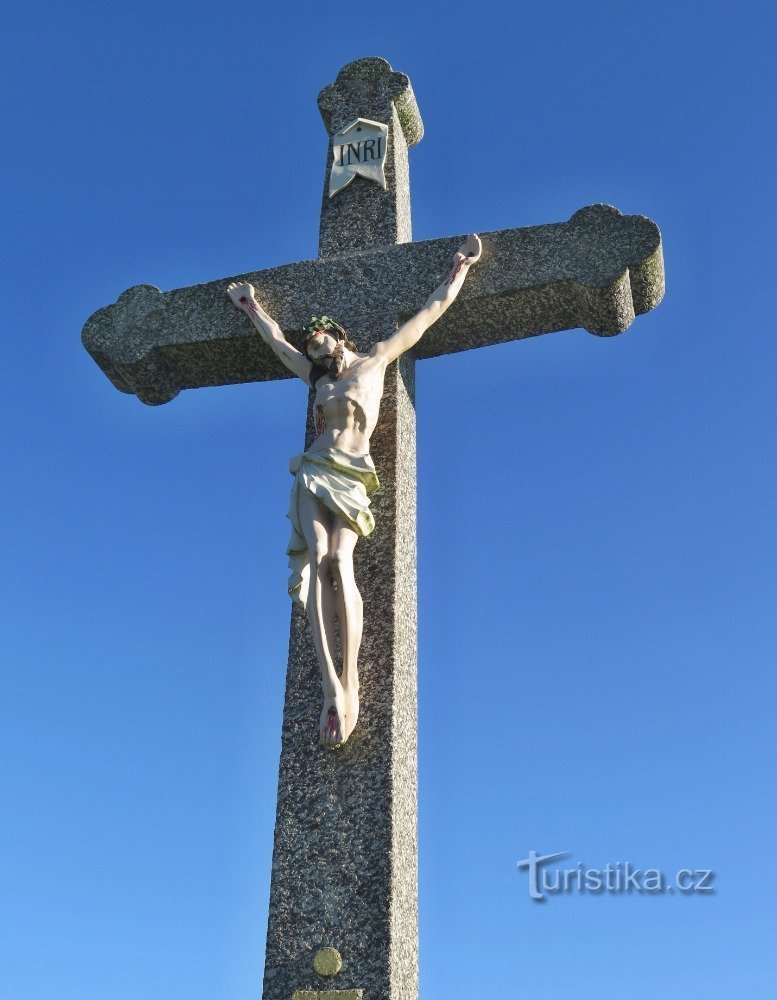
[327, 343, 346, 379]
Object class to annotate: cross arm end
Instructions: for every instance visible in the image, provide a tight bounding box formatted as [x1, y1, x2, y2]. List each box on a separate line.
[407, 205, 664, 360]
[81, 267, 316, 405]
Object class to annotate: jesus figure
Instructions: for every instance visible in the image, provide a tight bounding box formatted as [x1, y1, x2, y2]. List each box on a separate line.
[227, 234, 481, 748]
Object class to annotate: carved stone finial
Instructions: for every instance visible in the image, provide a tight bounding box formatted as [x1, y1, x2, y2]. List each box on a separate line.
[317, 56, 423, 146]
[316, 57, 422, 256]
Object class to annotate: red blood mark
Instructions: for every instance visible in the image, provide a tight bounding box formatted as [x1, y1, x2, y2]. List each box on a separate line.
[239, 295, 259, 314]
[315, 404, 327, 437]
[324, 706, 341, 742]
[445, 254, 465, 286]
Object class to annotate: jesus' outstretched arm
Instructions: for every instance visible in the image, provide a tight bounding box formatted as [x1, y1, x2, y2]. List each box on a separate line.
[374, 234, 481, 365]
[226, 281, 312, 383]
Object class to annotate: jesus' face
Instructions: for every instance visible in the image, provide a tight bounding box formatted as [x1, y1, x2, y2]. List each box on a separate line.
[306, 330, 338, 362]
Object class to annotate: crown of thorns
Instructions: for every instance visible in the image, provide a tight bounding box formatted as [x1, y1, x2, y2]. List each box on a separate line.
[302, 315, 345, 337]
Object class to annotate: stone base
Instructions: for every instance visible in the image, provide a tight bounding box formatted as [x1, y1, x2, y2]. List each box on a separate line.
[292, 992, 363, 1000]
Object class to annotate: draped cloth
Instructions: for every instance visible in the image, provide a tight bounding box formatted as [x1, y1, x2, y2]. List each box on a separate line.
[286, 446, 380, 610]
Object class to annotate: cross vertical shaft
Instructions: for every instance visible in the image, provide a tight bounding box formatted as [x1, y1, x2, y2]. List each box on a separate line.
[262, 58, 423, 1000]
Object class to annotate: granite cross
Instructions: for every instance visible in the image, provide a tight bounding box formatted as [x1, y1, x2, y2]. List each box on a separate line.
[82, 56, 664, 1000]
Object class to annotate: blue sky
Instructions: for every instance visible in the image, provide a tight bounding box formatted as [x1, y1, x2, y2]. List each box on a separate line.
[2, 2, 776, 998]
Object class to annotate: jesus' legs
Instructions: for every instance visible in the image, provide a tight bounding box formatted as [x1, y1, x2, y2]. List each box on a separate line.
[330, 520, 362, 741]
[297, 489, 344, 746]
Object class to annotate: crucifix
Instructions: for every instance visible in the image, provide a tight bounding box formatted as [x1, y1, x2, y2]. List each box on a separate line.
[82, 57, 664, 1000]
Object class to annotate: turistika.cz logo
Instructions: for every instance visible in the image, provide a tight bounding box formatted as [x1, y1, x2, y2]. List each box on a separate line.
[517, 851, 716, 901]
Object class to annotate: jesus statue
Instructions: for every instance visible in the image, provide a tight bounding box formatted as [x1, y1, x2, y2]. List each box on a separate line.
[227, 234, 481, 748]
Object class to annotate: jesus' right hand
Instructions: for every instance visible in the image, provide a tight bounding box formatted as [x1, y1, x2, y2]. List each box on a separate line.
[226, 281, 257, 313]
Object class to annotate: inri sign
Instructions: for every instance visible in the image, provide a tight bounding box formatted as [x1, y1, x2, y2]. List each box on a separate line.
[329, 117, 389, 197]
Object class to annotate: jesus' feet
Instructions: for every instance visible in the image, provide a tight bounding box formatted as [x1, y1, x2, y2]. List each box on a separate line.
[319, 688, 347, 748]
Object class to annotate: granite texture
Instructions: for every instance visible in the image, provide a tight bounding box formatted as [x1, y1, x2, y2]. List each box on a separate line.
[81, 204, 664, 406]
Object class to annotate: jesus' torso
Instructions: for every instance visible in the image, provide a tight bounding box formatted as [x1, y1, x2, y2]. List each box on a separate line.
[309, 351, 387, 456]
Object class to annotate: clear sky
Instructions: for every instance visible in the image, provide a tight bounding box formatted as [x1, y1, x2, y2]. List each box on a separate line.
[2, 2, 776, 998]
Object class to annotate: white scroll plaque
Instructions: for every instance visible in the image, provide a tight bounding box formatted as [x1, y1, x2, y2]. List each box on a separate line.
[329, 118, 389, 198]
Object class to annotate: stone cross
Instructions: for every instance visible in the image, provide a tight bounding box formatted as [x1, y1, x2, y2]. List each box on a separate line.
[82, 57, 664, 1000]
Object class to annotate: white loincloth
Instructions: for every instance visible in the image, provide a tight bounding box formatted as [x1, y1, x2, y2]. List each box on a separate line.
[286, 446, 380, 609]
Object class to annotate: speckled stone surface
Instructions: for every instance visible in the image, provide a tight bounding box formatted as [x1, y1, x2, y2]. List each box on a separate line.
[81, 204, 663, 405]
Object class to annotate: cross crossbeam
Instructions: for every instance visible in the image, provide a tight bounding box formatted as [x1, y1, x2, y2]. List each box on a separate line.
[82, 205, 661, 406]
